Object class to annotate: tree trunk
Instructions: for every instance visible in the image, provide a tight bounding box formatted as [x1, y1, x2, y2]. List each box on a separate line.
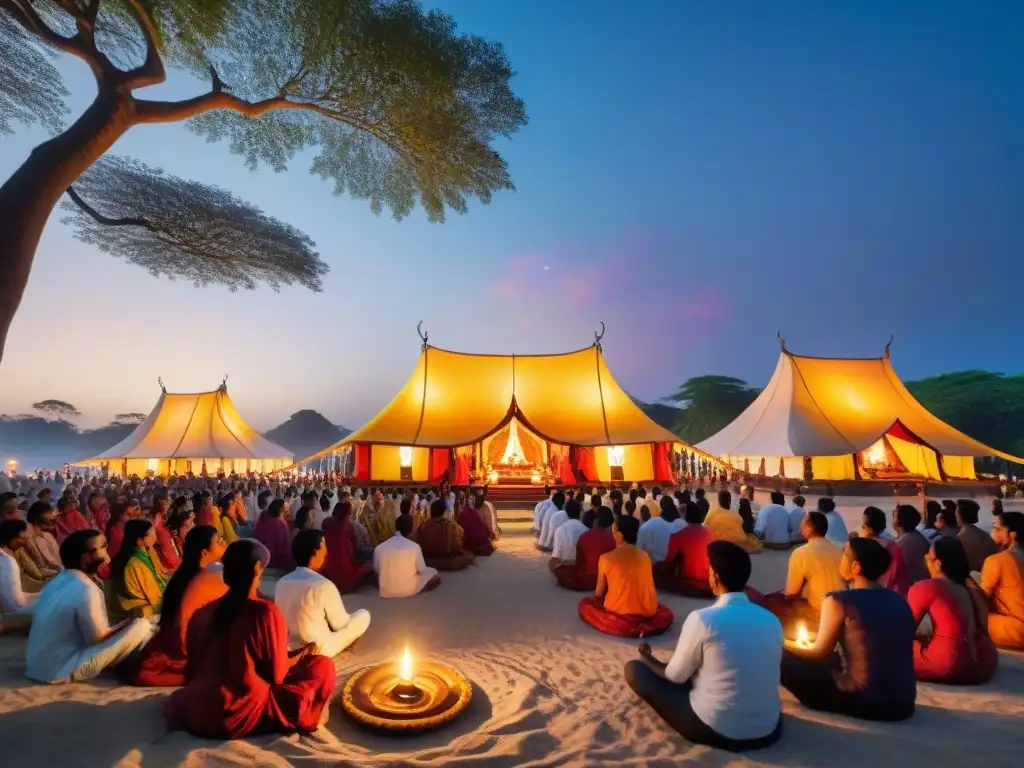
[0, 88, 135, 365]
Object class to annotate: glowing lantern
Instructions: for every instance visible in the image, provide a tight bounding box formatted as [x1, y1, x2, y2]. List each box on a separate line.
[399, 446, 414, 468]
[607, 446, 625, 467]
[796, 623, 811, 648]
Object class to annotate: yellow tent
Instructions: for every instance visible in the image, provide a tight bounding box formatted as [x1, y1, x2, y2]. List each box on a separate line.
[698, 340, 1023, 482]
[304, 339, 704, 483]
[77, 383, 292, 477]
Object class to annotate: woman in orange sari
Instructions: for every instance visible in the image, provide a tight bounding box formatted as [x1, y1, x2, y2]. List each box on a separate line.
[981, 511, 1024, 650]
[132, 525, 228, 686]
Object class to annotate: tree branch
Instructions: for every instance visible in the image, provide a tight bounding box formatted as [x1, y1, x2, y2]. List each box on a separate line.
[65, 186, 154, 229]
[121, 0, 166, 89]
[4, 0, 115, 83]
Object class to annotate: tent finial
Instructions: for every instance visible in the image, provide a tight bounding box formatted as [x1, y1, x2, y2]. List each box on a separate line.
[594, 321, 606, 349]
[416, 321, 429, 351]
[157, 376, 165, 392]
[777, 331, 788, 353]
[884, 335, 894, 358]
[222, 373, 228, 388]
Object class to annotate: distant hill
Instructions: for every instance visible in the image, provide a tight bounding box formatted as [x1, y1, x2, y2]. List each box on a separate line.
[264, 410, 351, 461]
[629, 395, 683, 434]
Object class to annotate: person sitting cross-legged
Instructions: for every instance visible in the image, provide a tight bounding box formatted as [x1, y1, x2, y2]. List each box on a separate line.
[26, 529, 154, 683]
[624, 540, 783, 752]
[578, 515, 674, 637]
[458, 497, 495, 557]
[655, 501, 718, 597]
[105, 519, 169, 622]
[276, 529, 371, 657]
[0, 519, 39, 633]
[554, 506, 616, 591]
[754, 492, 793, 551]
[781, 537, 916, 722]
[417, 499, 475, 571]
[841, 506, 909, 597]
[375, 514, 441, 599]
[549, 499, 587, 573]
[537, 491, 568, 552]
[980, 511, 1024, 651]
[705, 491, 760, 554]
[636, 497, 686, 565]
[253, 499, 296, 572]
[321, 501, 375, 594]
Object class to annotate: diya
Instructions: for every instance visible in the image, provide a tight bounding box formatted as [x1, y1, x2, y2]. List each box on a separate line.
[342, 645, 473, 732]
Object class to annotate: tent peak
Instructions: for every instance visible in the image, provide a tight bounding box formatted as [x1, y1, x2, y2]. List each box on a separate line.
[884, 335, 894, 358]
[777, 331, 788, 353]
[416, 320, 429, 351]
[157, 376, 166, 393]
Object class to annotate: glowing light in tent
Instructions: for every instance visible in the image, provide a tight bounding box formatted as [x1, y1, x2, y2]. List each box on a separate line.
[399, 645, 414, 681]
[500, 420, 528, 465]
[488, 470, 499, 484]
[6, 459, 16, 475]
[863, 439, 887, 467]
[607, 446, 625, 467]
[147, 458, 159, 472]
[796, 623, 812, 648]
[399, 446, 414, 468]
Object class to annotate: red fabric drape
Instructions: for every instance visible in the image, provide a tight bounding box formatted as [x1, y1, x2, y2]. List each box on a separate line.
[452, 451, 470, 485]
[559, 452, 576, 485]
[429, 448, 450, 482]
[577, 447, 598, 482]
[653, 442, 673, 483]
[353, 443, 370, 482]
[887, 421, 921, 444]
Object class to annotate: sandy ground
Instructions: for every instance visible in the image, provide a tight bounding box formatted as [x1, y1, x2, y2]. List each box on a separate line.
[1, 494, 1023, 767]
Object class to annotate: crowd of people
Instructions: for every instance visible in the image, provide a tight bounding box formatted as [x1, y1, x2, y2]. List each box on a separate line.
[0, 473, 500, 739]
[533, 483, 1024, 751]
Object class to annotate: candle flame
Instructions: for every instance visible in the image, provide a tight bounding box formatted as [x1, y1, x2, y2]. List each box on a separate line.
[796, 623, 810, 647]
[400, 645, 414, 681]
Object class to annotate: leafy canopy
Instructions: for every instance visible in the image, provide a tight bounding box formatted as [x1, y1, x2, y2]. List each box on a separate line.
[31, 399, 81, 418]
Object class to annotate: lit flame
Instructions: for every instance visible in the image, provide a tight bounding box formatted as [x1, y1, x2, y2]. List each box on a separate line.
[796, 623, 810, 647]
[399, 446, 414, 468]
[400, 645, 414, 681]
[863, 439, 886, 467]
[607, 445, 625, 468]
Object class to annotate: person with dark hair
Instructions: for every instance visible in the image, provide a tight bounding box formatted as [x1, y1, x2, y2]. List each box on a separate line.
[992, 498, 1004, 518]
[0, 519, 38, 624]
[23, 501, 61, 582]
[533, 486, 556, 534]
[458, 494, 496, 556]
[84, 492, 110, 538]
[781, 537, 916, 721]
[104, 501, 130, 560]
[417, 499, 475, 571]
[980, 511, 1024, 650]
[166, 539, 335, 739]
[578, 515, 674, 636]
[764, 511, 845, 631]
[253, 499, 296, 571]
[276, 529, 371, 657]
[554, 506, 616, 591]
[704, 490, 732, 529]
[374, 513, 441, 598]
[106, 518, 169, 621]
[893, 505, 930, 584]
[636, 497, 685, 565]
[755, 491, 792, 550]
[321, 501, 375, 593]
[842, 507, 909, 596]
[0, 492, 19, 521]
[921, 500, 948, 545]
[705, 491, 759, 553]
[788, 495, 807, 542]
[26, 529, 153, 682]
[149, 490, 181, 572]
[657, 502, 718, 597]
[939, 500, 960, 534]
[908, 537, 997, 684]
[694, 487, 710, 518]
[132, 526, 228, 686]
[816, 497, 848, 546]
[736, 498, 763, 552]
[537, 491, 568, 551]
[549, 499, 586, 572]
[216, 494, 242, 545]
[956, 499, 997, 573]
[626, 540, 783, 751]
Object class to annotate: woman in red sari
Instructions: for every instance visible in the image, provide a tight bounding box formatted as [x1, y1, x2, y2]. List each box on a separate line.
[165, 539, 335, 739]
[656, 502, 717, 596]
[104, 502, 130, 560]
[322, 501, 374, 593]
[132, 525, 228, 686]
[458, 499, 495, 556]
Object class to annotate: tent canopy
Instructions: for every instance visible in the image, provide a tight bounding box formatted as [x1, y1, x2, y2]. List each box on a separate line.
[78, 384, 292, 464]
[319, 343, 682, 452]
[698, 345, 1023, 465]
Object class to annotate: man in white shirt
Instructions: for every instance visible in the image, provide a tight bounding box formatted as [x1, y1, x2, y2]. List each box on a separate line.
[636, 502, 686, 564]
[275, 529, 371, 656]
[26, 528, 153, 682]
[0, 520, 38, 626]
[788, 495, 807, 542]
[548, 499, 587, 571]
[532, 487, 555, 533]
[754, 491, 793, 550]
[625, 540, 783, 752]
[537, 491, 567, 551]
[819, 497, 849, 546]
[373, 515, 440, 599]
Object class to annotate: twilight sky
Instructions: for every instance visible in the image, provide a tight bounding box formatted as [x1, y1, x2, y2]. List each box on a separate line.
[1, 0, 1022, 432]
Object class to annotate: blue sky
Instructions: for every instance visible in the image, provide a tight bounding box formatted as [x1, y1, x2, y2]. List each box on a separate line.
[0, 0, 1021, 430]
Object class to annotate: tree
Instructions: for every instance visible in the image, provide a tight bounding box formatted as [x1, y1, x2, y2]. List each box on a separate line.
[0, 0, 527, 364]
[663, 375, 760, 444]
[31, 398, 82, 418]
[111, 411, 146, 425]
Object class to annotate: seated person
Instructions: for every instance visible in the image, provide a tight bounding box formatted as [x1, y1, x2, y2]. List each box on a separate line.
[957, 499, 998, 573]
[166, 540, 335, 739]
[554, 506, 616, 591]
[26, 529, 154, 682]
[132, 525, 228, 686]
[417, 499, 474, 571]
[321, 501, 375, 593]
[579, 515, 674, 637]
[788, 495, 807, 542]
[537, 491, 568, 552]
[656, 502, 717, 597]
[106, 519, 169, 621]
[458, 499, 495, 557]
[625, 541, 783, 752]
[893, 505, 930, 585]
[374, 514, 441, 598]
[737, 499, 764, 552]
[819, 497, 848, 546]
[532, 487, 556, 534]
[636, 498, 686, 565]
[754, 492, 793, 550]
[980, 511, 1024, 650]
[253, 499, 296, 571]
[763, 511, 845, 631]
[705, 491, 760, 554]
[276, 529, 371, 657]
[549, 499, 587, 572]
[24, 501, 62, 579]
[0, 519, 39, 630]
[909, 537, 997, 685]
[841, 507, 909, 596]
[780, 537, 916, 722]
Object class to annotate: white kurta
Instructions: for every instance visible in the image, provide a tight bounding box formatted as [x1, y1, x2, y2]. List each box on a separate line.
[636, 516, 686, 563]
[373, 534, 438, 599]
[552, 519, 588, 562]
[274, 567, 371, 656]
[0, 548, 37, 615]
[539, 509, 568, 550]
